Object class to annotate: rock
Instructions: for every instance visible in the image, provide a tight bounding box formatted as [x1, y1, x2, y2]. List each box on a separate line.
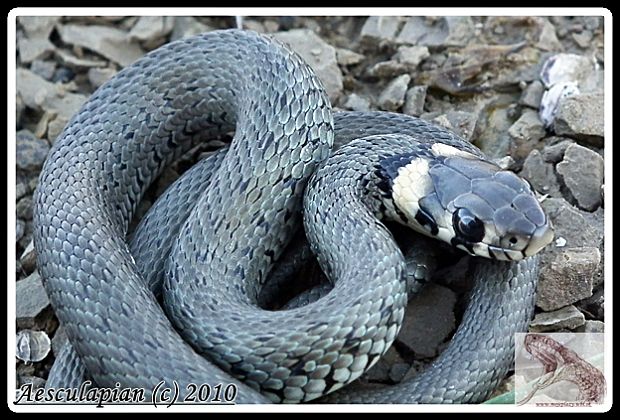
[508, 109, 546, 159]
[484, 17, 560, 51]
[15, 178, 30, 200]
[57, 24, 145, 67]
[363, 346, 405, 383]
[535, 18, 563, 51]
[401, 360, 432, 384]
[556, 143, 604, 211]
[16, 196, 33, 220]
[367, 60, 408, 79]
[18, 222, 34, 252]
[28, 177, 39, 193]
[17, 375, 46, 390]
[537, 247, 601, 311]
[572, 30, 594, 49]
[18, 37, 55, 63]
[170, 17, 213, 41]
[16, 129, 50, 172]
[580, 69, 604, 94]
[489, 45, 542, 90]
[129, 16, 174, 49]
[241, 19, 265, 33]
[16, 261, 23, 281]
[52, 67, 75, 84]
[263, 20, 279, 33]
[32, 115, 53, 138]
[576, 286, 604, 320]
[130, 16, 174, 43]
[389, 362, 410, 384]
[378, 74, 410, 111]
[394, 46, 430, 68]
[538, 53, 599, 130]
[476, 99, 515, 159]
[277, 16, 296, 31]
[70, 16, 127, 25]
[402, 86, 427, 117]
[494, 156, 516, 171]
[18, 16, 59, 38]
[33, 110, 53, 139]
[576, 320, 604, 333]
[16, 330, 51, 363]
[273, 29, 343, 103]
[17, 68, 87, 142]
[16, 362, 35, 378]
[16, 69, 87, 130]
[592, 245, 605, 288]
[360, 16, 402, 44]
[541, 138, 574, 163]
[55, 49, 107, 69]
[88, 67, 117, 89]
[16, 271, 51, 329]
[554, 93, 604, 146]
[335, 48, 365, 67]
[16, 92, 25, 127]
[541, 198, 604, 251]
[428, 110, 477, 141]
[29, 59, 56, 81]
[396, 284, 457, 357]
[520, 149, 561, 196]
[342, 93, 371, 112]
[397, 16, 474, 47]
[419, 42, 534, 95]
[530, 305, 585, 332]
[583, 16, 602, 31]
[47, 117, 70, 143]
[19, 240, 36, 273]
[519, 80, 544, 109]
[16, 219, 25, 243]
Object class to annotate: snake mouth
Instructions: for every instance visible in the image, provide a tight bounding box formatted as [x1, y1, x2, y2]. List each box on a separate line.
[523, 223, 555, 257]
[455, 241, 524, 261]
[486, 245, 525, 261]
[480, 223, 554, 261]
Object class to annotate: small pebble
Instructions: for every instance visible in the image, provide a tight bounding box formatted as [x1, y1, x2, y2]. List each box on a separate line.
[530, 305, 586, 332]
[29, 59, 56, 80]
[378, 74, 411, 112]
[343, 93, 371, 112]
[52, 66, 75, 83]
[16, 130, 50, 172]
[16, 196, 34, 220]
[16, 219, 25, 243]
[16, 270, 50, 329]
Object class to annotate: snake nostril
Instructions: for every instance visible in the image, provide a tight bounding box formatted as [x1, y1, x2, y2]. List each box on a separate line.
[509, 237, 518, 245]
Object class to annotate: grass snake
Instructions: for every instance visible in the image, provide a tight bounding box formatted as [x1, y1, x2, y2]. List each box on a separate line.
[33, 30, 553, 404]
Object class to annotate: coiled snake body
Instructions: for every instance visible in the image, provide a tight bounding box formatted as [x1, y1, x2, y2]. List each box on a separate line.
[33, 30, 553, 403]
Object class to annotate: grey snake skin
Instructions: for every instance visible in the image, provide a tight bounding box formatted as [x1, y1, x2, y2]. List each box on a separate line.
[33, 30, 547, 404]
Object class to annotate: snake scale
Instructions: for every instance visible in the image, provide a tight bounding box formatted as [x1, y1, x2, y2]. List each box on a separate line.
[33, 29, 553, 404]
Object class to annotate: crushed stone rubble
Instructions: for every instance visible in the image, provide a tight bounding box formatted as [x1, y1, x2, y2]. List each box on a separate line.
[14, 15, 605, 395]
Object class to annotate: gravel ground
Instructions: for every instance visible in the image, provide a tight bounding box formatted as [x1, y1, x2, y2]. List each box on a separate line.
[14, 15, 605, 401]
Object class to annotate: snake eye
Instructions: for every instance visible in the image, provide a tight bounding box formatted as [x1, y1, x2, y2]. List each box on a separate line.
[453, 208, 485, 243]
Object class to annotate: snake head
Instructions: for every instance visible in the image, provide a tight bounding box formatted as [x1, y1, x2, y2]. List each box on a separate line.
[524, 334, 563, 373]
[386, 142, 554, 261]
